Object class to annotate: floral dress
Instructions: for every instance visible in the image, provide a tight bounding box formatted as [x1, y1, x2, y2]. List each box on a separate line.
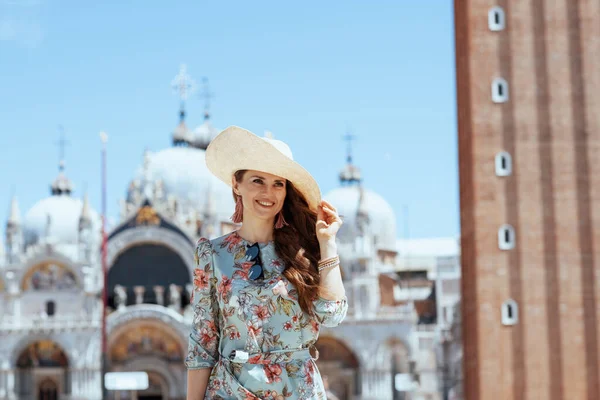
[185, 231, 348, 400]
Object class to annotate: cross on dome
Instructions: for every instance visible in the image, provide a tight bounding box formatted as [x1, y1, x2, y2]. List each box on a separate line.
[200, 77, 215, 120]
[171, 64, 196, 146]
[343, 131, 356, 164]
[56, 125, 69, 166]
[339, 130, 362, 185]
[51, 126, 73, 195]
[171, 64, 197, 102]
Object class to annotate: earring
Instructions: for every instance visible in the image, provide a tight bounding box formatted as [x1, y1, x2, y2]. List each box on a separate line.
[275, 211, 288, 229]
[231, 195, 243, 223]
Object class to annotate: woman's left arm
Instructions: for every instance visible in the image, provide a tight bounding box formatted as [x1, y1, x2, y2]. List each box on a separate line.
[318, 238, 345, 300]
[316, 200, 346, 301]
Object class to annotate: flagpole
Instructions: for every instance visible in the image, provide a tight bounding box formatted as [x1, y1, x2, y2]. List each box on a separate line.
[100, 131, 108, 400]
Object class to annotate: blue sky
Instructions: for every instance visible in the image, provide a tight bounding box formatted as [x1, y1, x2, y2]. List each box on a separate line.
[0, 0, 458, 240]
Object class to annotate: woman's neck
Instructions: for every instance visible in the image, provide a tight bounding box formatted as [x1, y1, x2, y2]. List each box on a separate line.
[237, 217, 275, 244]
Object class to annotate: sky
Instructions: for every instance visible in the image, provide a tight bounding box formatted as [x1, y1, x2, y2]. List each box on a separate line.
[0, 0, 458, 241]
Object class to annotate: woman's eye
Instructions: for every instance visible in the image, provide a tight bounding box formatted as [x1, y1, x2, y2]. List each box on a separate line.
[253, 179, 263, 184]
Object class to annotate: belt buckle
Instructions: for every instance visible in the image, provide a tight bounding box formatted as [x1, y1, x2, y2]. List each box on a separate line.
[309, 345, 319, 361]
[229, 350, 249, 363]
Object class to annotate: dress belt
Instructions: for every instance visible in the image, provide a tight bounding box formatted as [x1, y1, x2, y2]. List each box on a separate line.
[222, 345, 319, 365]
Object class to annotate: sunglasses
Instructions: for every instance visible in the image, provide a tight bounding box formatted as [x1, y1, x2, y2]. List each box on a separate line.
[245, 243, 264, 281]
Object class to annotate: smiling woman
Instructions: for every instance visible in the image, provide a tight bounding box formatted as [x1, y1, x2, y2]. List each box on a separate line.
[184, 126, 348, 400]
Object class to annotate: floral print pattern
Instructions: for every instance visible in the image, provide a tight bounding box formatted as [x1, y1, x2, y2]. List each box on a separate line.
[185, 231, 348, 399]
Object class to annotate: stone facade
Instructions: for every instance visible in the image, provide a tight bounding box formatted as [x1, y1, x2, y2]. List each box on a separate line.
[0, 78, 459, 399]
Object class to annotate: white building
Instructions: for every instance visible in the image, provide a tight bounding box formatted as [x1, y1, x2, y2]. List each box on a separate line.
[0, 163, 104, 400]
[0, 69, 461, 400]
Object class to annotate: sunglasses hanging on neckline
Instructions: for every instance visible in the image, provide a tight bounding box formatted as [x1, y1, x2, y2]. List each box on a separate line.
[245, 243, 264, 281]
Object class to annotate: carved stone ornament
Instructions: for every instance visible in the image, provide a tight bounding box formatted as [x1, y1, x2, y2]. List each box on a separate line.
[135, 205, 161, 226]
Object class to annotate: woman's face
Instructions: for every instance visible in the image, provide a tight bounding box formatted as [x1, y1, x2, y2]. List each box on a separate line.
[233, 170, 287, 222]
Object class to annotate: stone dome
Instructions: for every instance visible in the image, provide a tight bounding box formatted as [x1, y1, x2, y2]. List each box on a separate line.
[23, 194, 101, 246]
[324, 185, 397, 250]
[172, 112, 193, 146]
[192, 118, 219, 150]
[131, 146, 235, 221]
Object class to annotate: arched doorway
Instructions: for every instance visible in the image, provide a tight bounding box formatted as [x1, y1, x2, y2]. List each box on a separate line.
[112, 371, 168, 400]
[109, 321, 184, 365]
[38, 378, 58, 400]
[15, 340, 69, 399]
[138, 371, 168, 399]
[109, 320, 185, 399]
[315, 336, 360, 400]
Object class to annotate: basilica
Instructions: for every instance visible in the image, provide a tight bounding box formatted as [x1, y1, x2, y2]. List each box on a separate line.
[0, 67, 460, 400]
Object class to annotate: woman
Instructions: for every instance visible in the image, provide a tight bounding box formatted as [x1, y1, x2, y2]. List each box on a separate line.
[185, 126, 348, 400]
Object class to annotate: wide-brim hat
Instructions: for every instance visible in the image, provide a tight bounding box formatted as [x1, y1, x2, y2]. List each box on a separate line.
[205, 126, 322, 211]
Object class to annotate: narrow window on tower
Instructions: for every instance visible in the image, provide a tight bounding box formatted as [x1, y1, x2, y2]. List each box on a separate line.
[46, 300, 56, 317]
[492, 78, 509, 103]
[488, 7, 506, 31]
[495, 151, 513, 176]
[498, 224, 515, 250]
[501, 299, 518, 325]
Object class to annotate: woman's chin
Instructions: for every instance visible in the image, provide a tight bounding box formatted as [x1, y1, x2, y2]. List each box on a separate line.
[248, 209, 278, 222]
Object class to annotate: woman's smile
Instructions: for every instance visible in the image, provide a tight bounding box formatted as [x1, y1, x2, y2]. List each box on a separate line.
[256, 200, 275, 208]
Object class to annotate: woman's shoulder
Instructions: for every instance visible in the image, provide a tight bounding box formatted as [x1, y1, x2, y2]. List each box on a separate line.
[195, 231, 243, 256]
[196, 231, 229, 246]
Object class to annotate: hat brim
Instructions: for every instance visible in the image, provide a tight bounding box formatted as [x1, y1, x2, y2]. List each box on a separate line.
[205, 126, 322, 211]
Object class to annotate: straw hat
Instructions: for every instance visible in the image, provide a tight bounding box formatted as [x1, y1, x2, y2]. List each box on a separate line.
[205, 126, 322, 211]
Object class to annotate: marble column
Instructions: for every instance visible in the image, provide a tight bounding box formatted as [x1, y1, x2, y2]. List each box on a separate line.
[153, 286, 165, 306]
[0, 365, 7, 398]
[133, 286, 145, 305]
[114, 285, 128, 311]
[3, 368, 15, 399]
[168, 284, 181, 311]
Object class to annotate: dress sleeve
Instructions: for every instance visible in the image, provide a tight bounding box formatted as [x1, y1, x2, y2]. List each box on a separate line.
[312, 295, 349, 327]
[185, 237, 221, 369]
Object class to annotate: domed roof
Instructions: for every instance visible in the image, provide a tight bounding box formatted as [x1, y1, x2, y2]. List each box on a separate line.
[192, 117, 219, 150]
[51, 161, 73, 195]
[172, 111, 193, 146]
[23, 194, 101, 246]
[339, 163, 361, 183]
[324, 185, 397, 250]
[133, 146, 235, 220]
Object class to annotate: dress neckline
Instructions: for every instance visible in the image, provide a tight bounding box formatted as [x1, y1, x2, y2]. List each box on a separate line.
[231, 230, 275, 248]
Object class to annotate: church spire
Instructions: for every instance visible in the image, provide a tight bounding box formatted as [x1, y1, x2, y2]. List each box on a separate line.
[191, 77, 218, 150]
[50, 126, 73, 195]
[200, 77, 214, 121]
[79, 188, 94, 261]
[8, 195, 20, 227]
[356, 185, 371, 236]
[81, 190, 91, 221]
[6, 195, 23, 263]
[339, 131, 362, 185]
[171, 64, 196, 146]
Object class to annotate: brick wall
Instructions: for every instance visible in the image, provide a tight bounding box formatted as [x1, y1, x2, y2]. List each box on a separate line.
[455, 0, 600, 399]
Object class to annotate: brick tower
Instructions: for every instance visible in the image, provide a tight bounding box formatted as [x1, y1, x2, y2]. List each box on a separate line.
[455, 1, 600, 399]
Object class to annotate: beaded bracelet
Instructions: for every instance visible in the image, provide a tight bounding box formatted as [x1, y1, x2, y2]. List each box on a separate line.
[318, 255, 340, 272]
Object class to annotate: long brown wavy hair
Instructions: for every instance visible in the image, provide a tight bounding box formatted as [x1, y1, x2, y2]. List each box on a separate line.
[233, 170, 321, 317]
